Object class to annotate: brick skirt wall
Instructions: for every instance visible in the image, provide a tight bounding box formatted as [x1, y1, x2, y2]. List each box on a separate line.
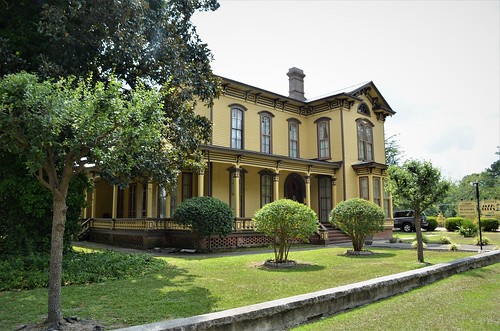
[88, 228, 313, 251]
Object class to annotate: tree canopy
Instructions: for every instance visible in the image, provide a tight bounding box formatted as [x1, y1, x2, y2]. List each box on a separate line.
[387, 160, 450, 262]
[253, 199, 318, 263]
[1, 2, 221, 326]
[329, 198, 385, 252]
[1, 0, 220, 100]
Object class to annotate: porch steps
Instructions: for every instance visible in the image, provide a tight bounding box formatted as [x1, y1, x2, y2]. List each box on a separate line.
[321, 223, 351, 244]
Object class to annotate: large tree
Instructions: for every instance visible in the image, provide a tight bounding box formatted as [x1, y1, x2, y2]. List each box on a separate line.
[0, 72, 209, 327]
[1, 0, 220, 97]
[387, 160, 450, 262]
[1, 1, 219, 326]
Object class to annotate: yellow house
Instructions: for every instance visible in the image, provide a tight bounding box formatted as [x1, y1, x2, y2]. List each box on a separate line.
[82, 68, 395, 249]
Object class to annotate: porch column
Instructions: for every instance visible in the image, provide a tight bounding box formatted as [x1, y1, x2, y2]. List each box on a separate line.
[233, 168, 241, 218]
[331, 176, 337, 207]
[166, 194, 172, 218]
[197, 171, 205, 197]
[304, 175, 311, 208]
[111, 185, 118, 219]
[91, 187, 97, 218]
[82, 190, 89, 219]
[273, 173, 280, 201]
[147, 182, 154, 218]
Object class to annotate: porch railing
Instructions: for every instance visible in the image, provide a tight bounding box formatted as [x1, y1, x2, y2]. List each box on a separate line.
[83, 217, 258, 232]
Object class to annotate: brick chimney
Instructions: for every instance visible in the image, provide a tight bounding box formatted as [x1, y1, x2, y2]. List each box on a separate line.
[287, 67, 306, 101]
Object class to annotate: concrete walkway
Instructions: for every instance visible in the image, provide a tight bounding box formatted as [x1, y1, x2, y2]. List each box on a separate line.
[73, 238, 497, 257]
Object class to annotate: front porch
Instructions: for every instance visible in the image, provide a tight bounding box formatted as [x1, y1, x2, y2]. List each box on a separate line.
[78, 217, 393, 251]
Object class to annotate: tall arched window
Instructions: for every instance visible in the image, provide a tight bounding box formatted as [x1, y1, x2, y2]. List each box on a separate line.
[230, 106, 244, 149]
[287, 118, 300, 158]
[315, 118, 331, 159]
[259, 111, 274, 154]
[318, 176, 332, 223]
[259, 170, 274, 207]
[357, 119, 374, 161]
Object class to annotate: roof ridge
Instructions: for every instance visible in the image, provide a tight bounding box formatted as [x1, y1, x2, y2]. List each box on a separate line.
[306, 81, 371, 102]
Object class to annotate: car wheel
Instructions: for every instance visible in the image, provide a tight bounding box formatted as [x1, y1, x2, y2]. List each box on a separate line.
[402, 223, 413, 233]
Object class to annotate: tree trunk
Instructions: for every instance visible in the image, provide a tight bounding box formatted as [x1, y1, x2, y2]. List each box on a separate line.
[47, 190, 68, 327]
[414, 213, 425, 263]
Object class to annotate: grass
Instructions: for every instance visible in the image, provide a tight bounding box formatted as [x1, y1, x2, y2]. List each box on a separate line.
[0, 246, 476, 330]
[395, 229, 500, 246]
[293, 263, 500, 331]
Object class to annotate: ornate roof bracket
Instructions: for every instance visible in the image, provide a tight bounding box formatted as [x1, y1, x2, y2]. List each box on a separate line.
[244, 90, 252, 102]
[254, 93, 261, 105]
[221, 83, 229, 95]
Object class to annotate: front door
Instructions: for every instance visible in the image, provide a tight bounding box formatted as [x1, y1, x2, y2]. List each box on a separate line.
[284, 173, 305, 204]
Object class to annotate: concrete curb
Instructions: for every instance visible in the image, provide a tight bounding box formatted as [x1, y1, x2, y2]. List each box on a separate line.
[113, 250, 500, 331]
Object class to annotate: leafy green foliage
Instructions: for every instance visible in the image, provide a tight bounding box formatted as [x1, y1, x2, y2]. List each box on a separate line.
[438, 236, 452, 244]
[0, 151, 90, 254]
[457, 220, 478, 238]
[329, 198, 385, 252]
[0, 0, 220, 101]
[387, 160, 450, 262]
[0, 250, 166, 291]
[445, 217, 465, 232]
[385, 133, 405, 166]
[173, 196, 234, 239]
[474, 236, 491, 246]
[426, 217, 438, 231]
[253, 199, 318, 263]
[1, 1, 220, 324]
[480, 218, 499, 232]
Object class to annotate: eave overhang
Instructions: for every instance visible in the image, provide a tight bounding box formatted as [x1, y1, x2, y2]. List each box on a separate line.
[219, 76, 367, 116]
[351, 161, 389, 175]
[202, 144, 342, 175]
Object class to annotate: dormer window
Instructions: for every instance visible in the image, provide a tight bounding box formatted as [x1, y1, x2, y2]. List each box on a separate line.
[358, 103, 370, 116]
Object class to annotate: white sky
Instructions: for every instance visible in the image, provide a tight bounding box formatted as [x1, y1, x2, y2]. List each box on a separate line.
[192, 0, 500, 181]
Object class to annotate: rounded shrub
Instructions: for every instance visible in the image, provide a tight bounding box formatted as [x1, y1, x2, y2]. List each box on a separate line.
[426, 217, 438, 231]
[253, 199, 318, 263]
[480, 218, 499, 232]
[444, 217, 464, 232]
[173, 196, 234, 240]
[329, 198, 385, 252]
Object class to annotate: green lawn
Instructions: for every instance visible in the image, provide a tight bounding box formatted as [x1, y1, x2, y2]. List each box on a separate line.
[293, 262, 500, 331]
[395, 229, 500, 246]
[0, 246, 476, 330]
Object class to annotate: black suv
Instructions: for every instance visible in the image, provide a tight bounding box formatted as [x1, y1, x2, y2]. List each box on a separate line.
[393, 210, 428, 232]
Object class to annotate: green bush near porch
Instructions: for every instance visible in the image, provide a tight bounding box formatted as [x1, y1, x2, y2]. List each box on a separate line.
[329, 198, 385, 252]
[173, 196, 234, 250]
[253, 199, 318, 263]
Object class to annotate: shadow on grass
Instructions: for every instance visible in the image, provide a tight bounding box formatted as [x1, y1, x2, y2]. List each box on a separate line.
[338, 251, 397, 259]
[256, 262, 326, 273]
[59, 262, 219, 329]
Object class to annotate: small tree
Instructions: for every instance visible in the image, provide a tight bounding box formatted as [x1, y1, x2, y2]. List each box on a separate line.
[329, 198, 385, 252]
[253, 199, 318, 263]
[387, 160, 450, 263]
[173, 196, 233, 251]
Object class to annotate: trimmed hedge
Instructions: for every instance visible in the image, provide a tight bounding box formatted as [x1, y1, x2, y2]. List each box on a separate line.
[426, 217, 438, 231]
[173, 196, 234, 239]
[444, 217, 465, 232]
[480, 218, 499, 232]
